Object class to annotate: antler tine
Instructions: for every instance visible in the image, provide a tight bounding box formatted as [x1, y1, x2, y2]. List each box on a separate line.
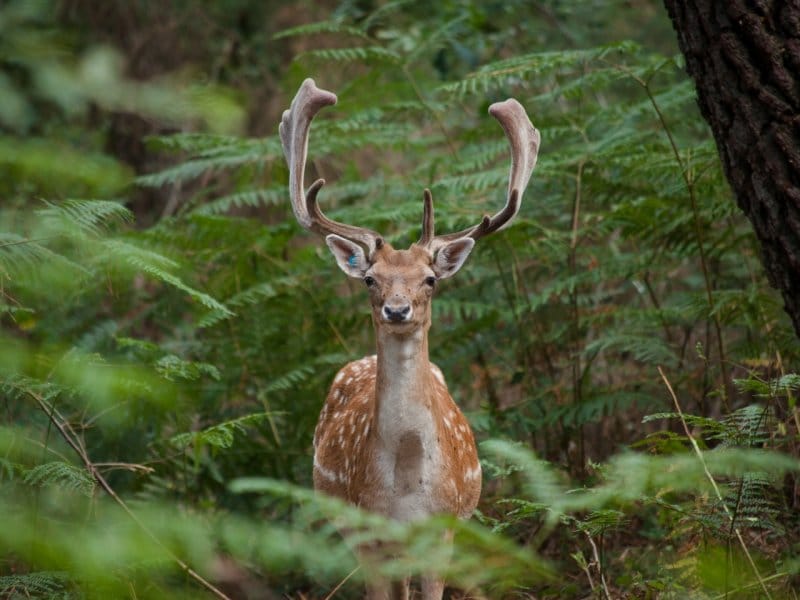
[418, 189, 435, 246]
[280, 78, 382, 255]
[306, 179, 384, 249]
[424, 99, 540, 252]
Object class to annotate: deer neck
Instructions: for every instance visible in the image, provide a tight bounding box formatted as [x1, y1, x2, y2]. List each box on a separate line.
[372, 326, 441, 519]
[373, 327, 435, 443]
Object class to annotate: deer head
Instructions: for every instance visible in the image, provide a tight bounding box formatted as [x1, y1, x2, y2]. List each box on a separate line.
[280, 78, 540, 336]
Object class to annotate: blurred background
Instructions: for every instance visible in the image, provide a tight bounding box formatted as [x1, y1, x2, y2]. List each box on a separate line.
[1, 0, 798, 598]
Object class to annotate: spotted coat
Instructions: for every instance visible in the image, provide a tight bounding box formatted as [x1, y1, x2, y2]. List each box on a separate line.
[313, 355, 481, 520]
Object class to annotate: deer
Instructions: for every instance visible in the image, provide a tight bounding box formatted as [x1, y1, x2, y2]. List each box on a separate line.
[279, 78, 540, 600]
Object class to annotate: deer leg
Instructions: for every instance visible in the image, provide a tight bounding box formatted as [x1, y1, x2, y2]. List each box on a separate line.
[391, 577, 410, 600]
[420, 528, 453, 600]
[421, 576, 445, 600]
[364, 575, 408, 600]
[365, 580, 390, 600]
[359, 540, 409, 600]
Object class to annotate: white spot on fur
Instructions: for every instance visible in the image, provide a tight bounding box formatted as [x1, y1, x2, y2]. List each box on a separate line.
[314, 455, 338, 482]
[465, 464, 481, 481]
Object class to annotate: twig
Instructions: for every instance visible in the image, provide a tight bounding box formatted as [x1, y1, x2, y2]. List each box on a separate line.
[657, 367, 772, 599]
[576, 550, 596, 594]
[28, 389, 232, 600]
[323, 565, 361, 600]
[584, 532, 611, 600]
[569, 161, 586, 473]
[710, 571, 788, 599]
[92, 462, 156, 474]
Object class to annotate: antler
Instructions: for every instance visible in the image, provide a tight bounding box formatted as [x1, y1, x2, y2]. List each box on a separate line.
[280, 78, 383, 255]
[420, 99, 540, 252]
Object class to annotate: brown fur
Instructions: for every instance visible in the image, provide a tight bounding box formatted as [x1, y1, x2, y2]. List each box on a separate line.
[313, 355, 481, 517]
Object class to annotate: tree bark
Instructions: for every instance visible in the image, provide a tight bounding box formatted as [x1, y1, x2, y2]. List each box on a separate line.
[663, 0, 800, 337]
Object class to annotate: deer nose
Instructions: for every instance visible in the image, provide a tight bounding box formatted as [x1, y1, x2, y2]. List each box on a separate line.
[382, 303, 411, 322]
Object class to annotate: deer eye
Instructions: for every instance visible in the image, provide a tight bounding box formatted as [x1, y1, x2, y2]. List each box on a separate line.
[424, 276, 437, 287]
[364, 276, 376, 287]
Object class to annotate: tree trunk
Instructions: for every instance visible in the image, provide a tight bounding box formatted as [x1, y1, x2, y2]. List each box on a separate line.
[663, 0, 800, 337]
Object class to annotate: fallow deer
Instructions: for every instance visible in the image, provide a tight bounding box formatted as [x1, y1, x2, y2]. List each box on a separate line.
[280, 79, 539, 600]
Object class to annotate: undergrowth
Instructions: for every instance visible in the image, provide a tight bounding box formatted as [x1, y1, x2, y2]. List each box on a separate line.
[1, 0, 798, 598]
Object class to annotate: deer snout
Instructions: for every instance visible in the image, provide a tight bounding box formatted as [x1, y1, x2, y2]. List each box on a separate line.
[382, 302, 412, 322]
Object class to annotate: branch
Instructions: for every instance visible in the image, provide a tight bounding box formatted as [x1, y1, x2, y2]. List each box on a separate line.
[584, 531, 611, 600]
[29, 389, 232, 600]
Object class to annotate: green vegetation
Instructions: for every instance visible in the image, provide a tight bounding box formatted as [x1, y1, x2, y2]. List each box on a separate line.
[2, 1, 798, 598]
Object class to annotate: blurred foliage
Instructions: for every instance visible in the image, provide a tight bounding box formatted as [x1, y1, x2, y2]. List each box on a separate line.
[1, 0, 799, 598]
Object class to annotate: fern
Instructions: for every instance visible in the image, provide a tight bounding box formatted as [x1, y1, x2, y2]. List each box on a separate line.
[102, 239, 233, 319]
[154, 355, 220, 382]
[439, 41, 642, 96]
[272, 20, 371, 41]
[170, 412, 275, 451]
[37, 199, 133, 237]
[571, 509, 627, 537]
[0, 571, 70, 598]
[24, 461, 95, 497]
[0, 233, 87, 279]
[190, 186, 287, 215]
[298, 46, 402, 65]
[2, 2, 799, 598]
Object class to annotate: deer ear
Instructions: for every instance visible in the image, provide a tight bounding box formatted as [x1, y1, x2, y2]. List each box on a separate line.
[326, 234, 369, 278]
[432, 238, 475, 279]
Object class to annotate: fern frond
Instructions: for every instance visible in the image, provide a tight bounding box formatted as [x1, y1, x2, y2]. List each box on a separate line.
[155, 355, 220, 382]
[574, 509, 627, 537]
[298, 46, 402, 65]
[171, 412, 274, 451]
[102, 239, 233, 318]
[0, 571, 69, 597]
[0, 456, 22, 481]
[722, 404, 772, 447]
[439, 41, 641, 96]
[191, 186, 287, 215]
[584, 332, 679, 367]
[0, 233, 66, 277]
[136, 153, 270, 188]
[24, 461, 95, 496]
[196, 275, 301, 328]
[273, 20, 371, 41]
[37, 199, 132, 236]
